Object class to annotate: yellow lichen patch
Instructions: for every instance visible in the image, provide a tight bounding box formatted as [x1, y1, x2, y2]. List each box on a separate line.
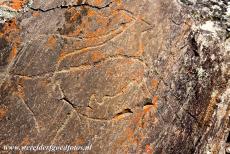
[151, 79, 159, 90]
[90, 51, 105, 63]
[46, 35, 57, 51]
[114, 0, 122, 5]
[0, 106, 8, 119]
[112, 114, 126, 121]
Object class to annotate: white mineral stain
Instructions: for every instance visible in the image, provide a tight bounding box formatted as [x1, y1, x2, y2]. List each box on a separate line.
[197, 67, 206, 78]
[200, 21, 221, 36]
[210, 54, 215, 61]
[0, 6, 17, 23]
[226, 2, 230, 17]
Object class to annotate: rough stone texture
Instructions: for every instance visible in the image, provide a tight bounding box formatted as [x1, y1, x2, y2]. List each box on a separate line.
[0, 0, 229, 153]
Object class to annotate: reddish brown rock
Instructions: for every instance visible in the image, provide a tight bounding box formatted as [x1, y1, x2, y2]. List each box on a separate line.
[0, 0, 229, 153]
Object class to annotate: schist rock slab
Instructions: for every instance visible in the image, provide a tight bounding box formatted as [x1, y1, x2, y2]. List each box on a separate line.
[0, 0, 229, 153]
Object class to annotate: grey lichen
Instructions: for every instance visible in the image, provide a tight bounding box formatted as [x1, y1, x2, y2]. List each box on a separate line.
[0, 6, 17, 23]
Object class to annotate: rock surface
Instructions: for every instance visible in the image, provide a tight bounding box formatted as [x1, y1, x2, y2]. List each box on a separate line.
[0, 0, 229, 153]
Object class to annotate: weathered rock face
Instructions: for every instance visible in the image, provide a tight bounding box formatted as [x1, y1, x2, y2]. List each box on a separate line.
[0, 0, 229, 153]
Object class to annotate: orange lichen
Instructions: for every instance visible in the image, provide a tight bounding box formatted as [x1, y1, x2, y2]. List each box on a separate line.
[65, 8, 132, 39]
[115, 128, 132, 146]
[0, 106, 8, 119]
[58, 51, 68, 63]
[74, 137, 85, 145]
[132, 111, 144, 125]
[171, 18, 192, 48]
[145, 144, 153, 154]
[10, 0, 28, 10]
[32, 11, 40, 17]
[94, 0, 104, 6]
[115, 111, 141, 141]
[153, 117, 159, 125]
[70, 12, 81, 23]
[15, 78, 26, 99]
[134, 39, 144, 57]
[117, 48, 125, 55]
[46, 35, 57, 50]
[115, 103, 158, 148]
[203, 91, 219, 124]
[67, 28, 82, 37]
[21, 135, 30, 145]
[126, 127, 134, 140]
[7, 45, 17, 63]
[37, 79, 49, 87]
[2, 19, 18, 34]
[151, 79, 159, 90]
[91, 51, 105, 62]
[130, 68, 144, 83]
[106, 68, 114, 77]
[87, 9, 96, 17]
[17, 85, 25, 99]
[142, 98, 159, 128]
[144, 105, 153, 113]
[1, 19, 21, 63]
[152, 96, 158, 111]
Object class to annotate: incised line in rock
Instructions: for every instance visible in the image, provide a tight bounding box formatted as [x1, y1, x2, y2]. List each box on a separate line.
[17, 94, 41, 133]
[28, 1, 113, 12]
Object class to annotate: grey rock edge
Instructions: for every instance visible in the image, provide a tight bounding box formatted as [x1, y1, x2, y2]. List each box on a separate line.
[0, 0, 229, 153]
